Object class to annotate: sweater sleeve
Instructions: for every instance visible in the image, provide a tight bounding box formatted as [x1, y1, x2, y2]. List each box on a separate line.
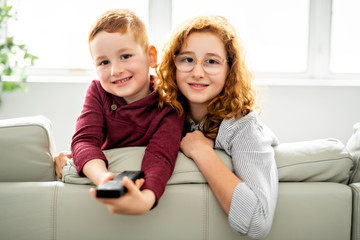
[216, 112, 279, 239]
[140, 108, 185, 208]
[71, 80, 108, 176]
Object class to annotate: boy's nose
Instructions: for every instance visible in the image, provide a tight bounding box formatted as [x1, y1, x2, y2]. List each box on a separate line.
[111, 61, 124, 76]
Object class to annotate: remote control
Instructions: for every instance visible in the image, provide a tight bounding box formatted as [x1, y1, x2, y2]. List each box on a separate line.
[96, 171, 144, 198]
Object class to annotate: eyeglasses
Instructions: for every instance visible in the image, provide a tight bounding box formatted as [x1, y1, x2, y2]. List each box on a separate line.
[174, 53, 227, 75]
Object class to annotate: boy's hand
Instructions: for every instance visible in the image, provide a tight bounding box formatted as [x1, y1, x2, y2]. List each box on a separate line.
[90, 177, 155, 215]
[53, 151, 72, 179]
[97, 172, 115, 185]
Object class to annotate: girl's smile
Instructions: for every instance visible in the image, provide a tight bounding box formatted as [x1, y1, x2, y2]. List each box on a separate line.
[188, 82, 209, 90]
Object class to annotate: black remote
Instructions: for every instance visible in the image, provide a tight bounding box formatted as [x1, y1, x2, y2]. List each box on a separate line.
[96, 171, 144, 198]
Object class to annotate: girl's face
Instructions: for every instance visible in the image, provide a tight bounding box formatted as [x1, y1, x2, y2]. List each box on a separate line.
[175, 32, 228, 109]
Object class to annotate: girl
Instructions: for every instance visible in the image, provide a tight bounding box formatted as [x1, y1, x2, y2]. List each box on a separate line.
[156, 15, 279, 239]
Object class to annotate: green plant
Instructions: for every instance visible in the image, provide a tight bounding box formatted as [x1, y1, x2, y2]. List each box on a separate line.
[0, 2, 38, 93]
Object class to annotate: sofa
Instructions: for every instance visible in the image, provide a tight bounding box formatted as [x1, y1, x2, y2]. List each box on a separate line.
[0, 115, 359, 240]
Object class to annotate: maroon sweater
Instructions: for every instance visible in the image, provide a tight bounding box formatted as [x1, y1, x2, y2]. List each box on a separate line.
[71, 79, 184, 206]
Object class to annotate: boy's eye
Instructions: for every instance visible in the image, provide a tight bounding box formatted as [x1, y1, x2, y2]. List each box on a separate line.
[100, 60, 110, 66]
[121, 54, 132, 60]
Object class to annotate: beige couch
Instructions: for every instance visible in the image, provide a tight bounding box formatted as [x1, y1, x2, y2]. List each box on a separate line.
[0, 115, 359, 240]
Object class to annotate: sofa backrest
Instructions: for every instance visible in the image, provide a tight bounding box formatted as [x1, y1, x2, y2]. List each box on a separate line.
[0, 115, 354, 185]
[274, 138, 353, 184]
[0, 115, 56, 182]
[62, 138, 354, 185]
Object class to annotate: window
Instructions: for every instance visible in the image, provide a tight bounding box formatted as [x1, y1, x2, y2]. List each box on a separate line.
[330, 0, 360, 74]
[4, 0, 360, 82]
[172, 0, 309, 73]
[7, 0, 149, 78]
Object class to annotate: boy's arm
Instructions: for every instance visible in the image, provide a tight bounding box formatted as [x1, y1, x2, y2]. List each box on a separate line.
[71, 80, 109, 176]
[82, 159, 109, 186]
[140, 108, 185, 208]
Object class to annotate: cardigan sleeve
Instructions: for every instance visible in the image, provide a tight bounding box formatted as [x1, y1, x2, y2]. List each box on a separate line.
[71, 80, 108, 176]
[140, 108, 185, 208]
[216, 112, 279, 239]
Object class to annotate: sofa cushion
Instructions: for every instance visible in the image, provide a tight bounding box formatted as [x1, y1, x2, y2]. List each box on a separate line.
[62, 138, 353, 185]
[62, 147, 232, 185]
[0, 115, 56, 182]
[347, 122, 360, 183]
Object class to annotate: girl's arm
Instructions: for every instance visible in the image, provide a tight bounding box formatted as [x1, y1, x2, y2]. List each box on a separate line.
[181, 115, 278, 240]
[180, 130, 240, 214]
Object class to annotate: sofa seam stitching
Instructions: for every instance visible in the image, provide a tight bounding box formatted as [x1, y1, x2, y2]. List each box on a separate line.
[203, 184, 209, 240]
[52, 182, 59, 240]
[203, 184, 205, 240]
[350, 184, 360, 239]
[277, 157, 353, 168]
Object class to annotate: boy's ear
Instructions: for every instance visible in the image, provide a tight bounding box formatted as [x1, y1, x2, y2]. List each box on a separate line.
[148, 45, 157, 68]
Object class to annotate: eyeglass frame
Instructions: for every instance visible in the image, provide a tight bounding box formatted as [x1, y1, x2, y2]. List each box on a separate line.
[174, 53, 228, 75]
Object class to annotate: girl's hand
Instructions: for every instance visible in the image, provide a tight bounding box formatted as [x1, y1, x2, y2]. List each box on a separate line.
[89, 177, 155, 215]
[180, 130, 214, 159]
[53, 151, 72, 179]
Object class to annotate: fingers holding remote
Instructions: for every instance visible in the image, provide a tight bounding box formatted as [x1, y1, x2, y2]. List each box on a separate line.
[89, 177, 153, 215]
[98, 172, 115, 186]
[125, 176, 145, 190]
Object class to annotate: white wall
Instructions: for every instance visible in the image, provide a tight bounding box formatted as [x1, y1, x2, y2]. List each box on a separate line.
[1, 82, 359, 153]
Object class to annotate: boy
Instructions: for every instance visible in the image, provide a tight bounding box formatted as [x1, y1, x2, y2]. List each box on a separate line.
[68, 9, 184, 215]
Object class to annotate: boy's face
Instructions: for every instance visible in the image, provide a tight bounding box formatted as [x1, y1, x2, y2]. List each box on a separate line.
[90, 31, 156, 103]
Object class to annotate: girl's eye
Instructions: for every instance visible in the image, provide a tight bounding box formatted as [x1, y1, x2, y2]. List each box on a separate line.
[205, 58, 220, 64]
[181, 57, 194, 63]
[100, 60, 110, 66]
[121, 54, 132, 60]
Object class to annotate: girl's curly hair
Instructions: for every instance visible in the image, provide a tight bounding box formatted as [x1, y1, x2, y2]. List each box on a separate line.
[156, 15, 258, 139]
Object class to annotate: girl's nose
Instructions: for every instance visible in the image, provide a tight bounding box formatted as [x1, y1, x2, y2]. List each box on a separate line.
[192, 61, 205, 78]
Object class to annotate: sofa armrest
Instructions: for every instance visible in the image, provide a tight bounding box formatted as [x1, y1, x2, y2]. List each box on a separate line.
[347, 122, 360, 183]
[350, 183, 360, 240]
[0, 115, 56, 181]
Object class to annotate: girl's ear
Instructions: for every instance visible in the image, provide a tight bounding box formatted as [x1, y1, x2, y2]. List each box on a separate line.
[148, 45, 157, 68]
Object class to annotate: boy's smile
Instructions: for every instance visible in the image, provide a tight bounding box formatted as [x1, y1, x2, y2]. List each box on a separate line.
[112, 76, 132, 86]
[90, 31, 156, 104]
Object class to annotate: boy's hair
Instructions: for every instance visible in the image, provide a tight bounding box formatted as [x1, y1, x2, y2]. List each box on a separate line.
[88, 9, 149, 54]
[156, 15, 258, 140]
